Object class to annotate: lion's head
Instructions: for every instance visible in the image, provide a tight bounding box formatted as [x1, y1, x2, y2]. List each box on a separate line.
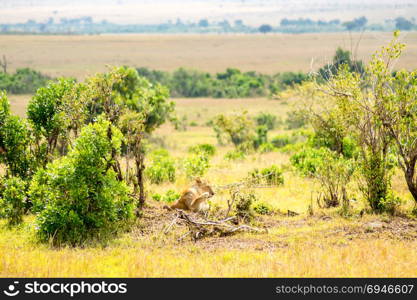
[194, 177, 215, 198]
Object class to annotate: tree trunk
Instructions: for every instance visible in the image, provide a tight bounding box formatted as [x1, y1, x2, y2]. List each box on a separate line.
[405, 165, 417, 202]
[135, 152, 146, 210]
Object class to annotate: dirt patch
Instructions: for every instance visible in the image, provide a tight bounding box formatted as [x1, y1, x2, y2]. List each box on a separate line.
[134, 202, 175, 235]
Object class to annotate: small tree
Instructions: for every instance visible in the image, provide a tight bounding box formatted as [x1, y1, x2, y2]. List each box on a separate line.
[259, 24, 272, 34]
[27, 78, 77, 164]
[321, 33, 404, 211]
[212, 112, 256, 150]
[84, 66, 174, 207]
[367, 33, 417, 205]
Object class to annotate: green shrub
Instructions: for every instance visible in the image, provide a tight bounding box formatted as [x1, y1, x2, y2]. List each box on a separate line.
[0, 176, 27, 225]
[27, 78, 77, 165]
[151, 193, 162, 202]
[0, 68, 51, 94]
[145, 149, 176, 184]
[253, 202, 273, 215]
[151, 190, 180, 203]
[184, 152, 210, 178]
[212, 112, 256, 147]
[271, 134, 299, 149]
[314, 150, 355, 208]
[258, 142, 275, 153]
[136, 67, 308, 98]
[230, 189, 257, 222]
[29, 119, 134, 246]
[377, 191, 402, 215]
[253, 125, 268, 149]
[188, 143, 216, 156]
[254, 112, 277, 130]
[224, 150, 246, 161]
[290, 147, 329, 176]
[248, 165, 284, 186]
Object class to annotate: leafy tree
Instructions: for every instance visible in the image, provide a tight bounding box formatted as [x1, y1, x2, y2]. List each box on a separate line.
[342, 16, 367, 31]
[318, 47, 364, 80]
[0, 68, 51, 94]
[259, 24, 273, 33]
[364, 32, 417, 205]
[29, 119, 133, 245]
[198, 19, 209, 27]
[395, 17, 413, 31]
[212, 112, 256, 150]
[170, 68, 212, 97]
[321, 33, 406, 211]
[27, 78, 77, 164]
[255, 112, 277, 130]
[84, 66, 173, 207]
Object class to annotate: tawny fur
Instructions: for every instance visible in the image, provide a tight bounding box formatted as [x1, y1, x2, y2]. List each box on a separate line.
[164, 178, 215, 212]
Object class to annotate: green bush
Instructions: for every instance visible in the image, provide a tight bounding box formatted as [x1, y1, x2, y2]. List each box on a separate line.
[152, 190, 180, 203]
[253, 125, 268, 149]
[224, 150, 246, 161]
[0, 68, 51, 94]
[230, 189, 257, 222]
[290, 147, 329, 176]
[188, 143, 216, 156]
[27, 78, 77, 165]
[212, 112, 256, 147]
[184, 152, 210, 178]
[258, 142, 275, 153]
[136, 67, 309, 98]
[0, 176, 27, 225]
[271, 134, 297, 148]
[145, 149, 176, 184]
[255, 112, 277, 130]
[29, 119, 134, 246]
[378, 192, 402, 215]
[253, 202, 273, 215]
[248, 165, 284, 186]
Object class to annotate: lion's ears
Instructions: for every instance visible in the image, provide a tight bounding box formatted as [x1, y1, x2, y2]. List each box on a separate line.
[195, 177, 202, 184]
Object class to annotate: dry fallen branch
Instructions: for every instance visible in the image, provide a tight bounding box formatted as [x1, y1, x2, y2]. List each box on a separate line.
[163, 209, 267, 241]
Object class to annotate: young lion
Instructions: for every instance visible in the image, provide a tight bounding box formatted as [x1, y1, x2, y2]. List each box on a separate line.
[165, 178, 215, 212]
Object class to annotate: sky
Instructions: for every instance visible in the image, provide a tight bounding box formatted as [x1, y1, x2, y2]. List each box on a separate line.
[0, 0, 416, 25]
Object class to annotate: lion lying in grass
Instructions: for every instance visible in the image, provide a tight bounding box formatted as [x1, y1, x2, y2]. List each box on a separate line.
[164, 178, 215, 212]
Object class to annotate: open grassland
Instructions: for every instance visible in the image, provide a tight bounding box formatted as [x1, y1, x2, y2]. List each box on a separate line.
[1, 33, 417, 80]
[1, 96, 417, 277]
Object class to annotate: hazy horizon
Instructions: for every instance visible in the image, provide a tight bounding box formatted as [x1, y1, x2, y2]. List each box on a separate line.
[1, 0, 416, 25]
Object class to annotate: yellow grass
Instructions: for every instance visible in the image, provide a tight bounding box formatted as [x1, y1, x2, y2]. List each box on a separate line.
[1, 214, 417, 277]
[2, 96, 417, 277]
[1, 33, 417, 80]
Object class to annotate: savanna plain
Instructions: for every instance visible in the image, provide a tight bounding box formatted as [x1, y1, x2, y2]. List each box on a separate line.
[1, 33, 417, 277]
